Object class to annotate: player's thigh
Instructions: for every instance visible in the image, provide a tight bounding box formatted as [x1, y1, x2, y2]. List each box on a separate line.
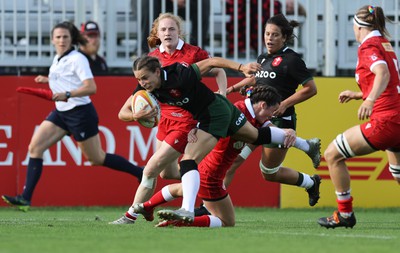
[325, 125, 373, 162]
[204, 195, 235, 227]
[261, 147, 288, 167]
[182, 129, 218, 163]
[343, 125, 375, 156]
[29, 120, 67, 156]
[231, 121, 259, 144]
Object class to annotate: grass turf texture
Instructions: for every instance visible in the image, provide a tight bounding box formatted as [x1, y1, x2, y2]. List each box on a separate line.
[0, 207, 398, 253]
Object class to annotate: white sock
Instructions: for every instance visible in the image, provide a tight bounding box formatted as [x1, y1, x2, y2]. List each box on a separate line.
[294, 138, 309, 152]
[269, 127, 287, 144]
[181, 170, 200, 212]
[127, 206, 139, 218]
[270, 127, 309, 152]
[208, 215, 223, 227]
[161, 185, 175, 202]
[335, 190, 351, 201]
[300, 173, 314, 189]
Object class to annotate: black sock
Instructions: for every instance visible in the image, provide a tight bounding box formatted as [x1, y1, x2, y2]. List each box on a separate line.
[295, 172, 304, 186]
[22, 158, 43, 201]
[103, 153, 143, 181]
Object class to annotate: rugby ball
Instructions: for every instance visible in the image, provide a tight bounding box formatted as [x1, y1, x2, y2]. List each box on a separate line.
[131, 90, 160, 128]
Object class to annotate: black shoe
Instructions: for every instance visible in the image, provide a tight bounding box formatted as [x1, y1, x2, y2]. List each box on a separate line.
[194, 203, 210, 217]
[2, 195, 31, 212]
[306, 174, 321, 206]
[318, 210, 356, 229]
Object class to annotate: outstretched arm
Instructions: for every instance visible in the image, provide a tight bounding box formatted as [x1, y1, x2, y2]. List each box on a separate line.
[195, 57, 261, 78]
[226, 77, 256, 95]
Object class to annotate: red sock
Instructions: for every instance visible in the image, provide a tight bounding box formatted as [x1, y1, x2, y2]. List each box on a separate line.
[189, 215, 211, 227]
[167, 215, 211, 227]
[337, 197, 353, 213]
[125, 211, 137, 221]
[143, 190, 167, 211]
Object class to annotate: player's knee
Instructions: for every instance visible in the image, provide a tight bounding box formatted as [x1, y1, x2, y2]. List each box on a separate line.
[332, 133, 355, 159]
[179, 159, 198, 177]
[28, 143, 45, 157]
[160, 164, 180, 180]
[222, 218, 235, 227]
[88, 156, 104, 166]
[260, 161, 281, 181]
[159, 169, 178, 180]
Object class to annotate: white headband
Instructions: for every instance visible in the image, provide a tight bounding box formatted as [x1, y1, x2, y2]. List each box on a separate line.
[353, 15, 372, 28]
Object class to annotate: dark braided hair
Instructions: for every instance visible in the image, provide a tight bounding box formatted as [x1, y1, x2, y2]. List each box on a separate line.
[240, 85, 282, 107]
[51, 21, 87, 46]
[132, 55, 161, 75]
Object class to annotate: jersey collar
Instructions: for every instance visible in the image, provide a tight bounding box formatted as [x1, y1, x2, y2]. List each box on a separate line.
[245, 98, 256, 119]
[360, 30, 382, 45]
[268, 45, 289, 57]
[57, 47, 75, 62]
[159, 39, 184, 53]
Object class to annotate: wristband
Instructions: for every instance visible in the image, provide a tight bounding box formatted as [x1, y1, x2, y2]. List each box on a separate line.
[366, 97, 375, 102]
[238, 64, 242, 72]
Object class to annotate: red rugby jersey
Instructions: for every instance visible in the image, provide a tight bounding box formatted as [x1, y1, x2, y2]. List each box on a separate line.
[149, 40, 210, 122]
[356, 31, 400, 116]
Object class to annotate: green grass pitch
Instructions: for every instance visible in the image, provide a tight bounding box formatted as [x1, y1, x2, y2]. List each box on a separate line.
[0, 207, 398, 253]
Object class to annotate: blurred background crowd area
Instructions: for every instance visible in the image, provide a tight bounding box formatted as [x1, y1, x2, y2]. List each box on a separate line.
[1, 0, 400, 76]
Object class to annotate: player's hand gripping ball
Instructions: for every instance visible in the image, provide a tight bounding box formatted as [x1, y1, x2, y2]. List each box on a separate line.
[131, 90, 160, 128]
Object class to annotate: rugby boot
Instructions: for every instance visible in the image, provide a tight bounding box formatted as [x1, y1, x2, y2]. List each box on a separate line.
[306, 174, 321, 206]
[157, 208, 194, 224]
[108, 214, 135, 224]
[318, 210, 356, 229]
[194, 203, 211, 216]
[306, 138, 321, 168]
[133, 203, 154, 221]
[2, 195, 31, 212]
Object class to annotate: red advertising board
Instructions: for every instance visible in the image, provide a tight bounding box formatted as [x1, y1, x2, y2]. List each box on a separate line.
[0, 76, 279, 207]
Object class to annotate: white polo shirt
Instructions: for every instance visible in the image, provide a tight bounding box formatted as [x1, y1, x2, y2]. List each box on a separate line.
[48, 50, 93, 111]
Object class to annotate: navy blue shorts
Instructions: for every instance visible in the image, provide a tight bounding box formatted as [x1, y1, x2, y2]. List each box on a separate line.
[46, 103, 99, 141]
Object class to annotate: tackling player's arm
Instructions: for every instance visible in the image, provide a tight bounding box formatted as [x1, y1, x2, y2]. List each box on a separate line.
[194, 57, 261, 78]
[227, 77, 256, 95]
[223, 143, 258, 187]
